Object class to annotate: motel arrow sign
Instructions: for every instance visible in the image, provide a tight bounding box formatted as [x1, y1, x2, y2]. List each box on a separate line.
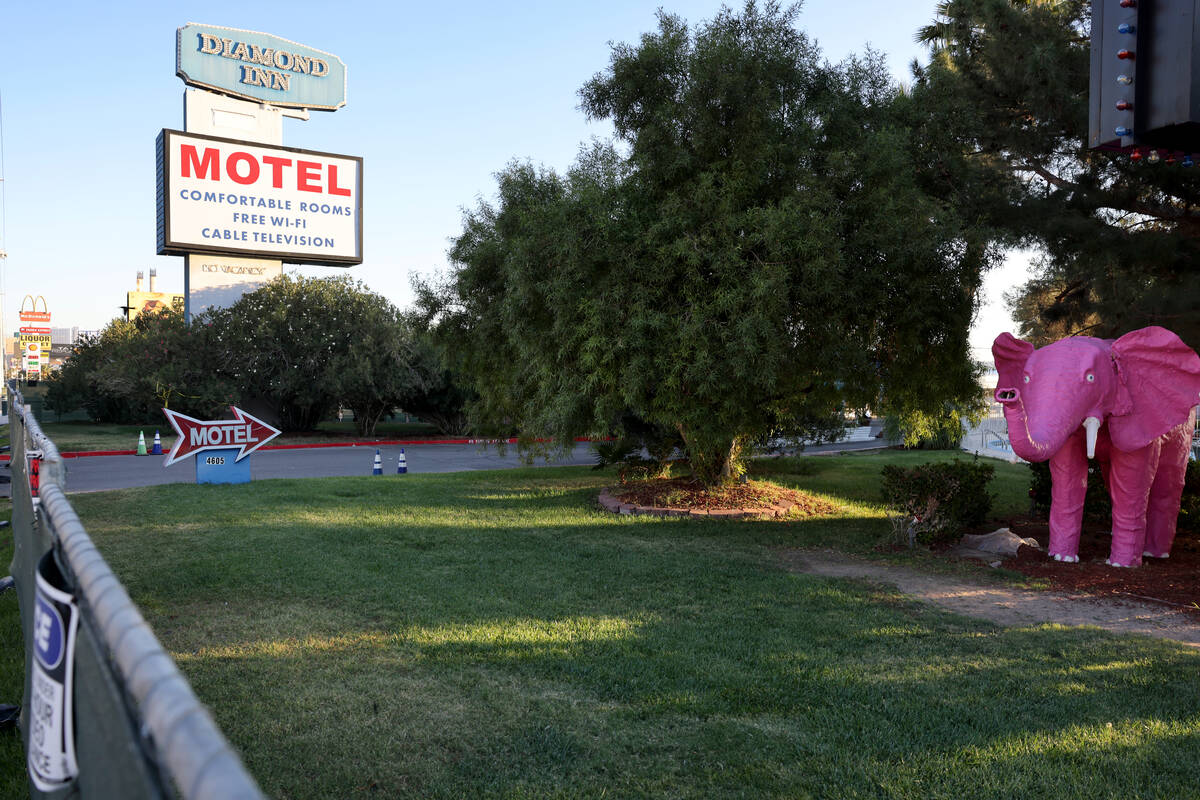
[162, 406, 282, 466]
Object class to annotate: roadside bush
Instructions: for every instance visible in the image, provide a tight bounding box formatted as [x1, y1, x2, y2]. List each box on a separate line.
[48, 278, 441, 434]
[1180, 460, 1200, 532]
[880, 459, 995, 546]
[1031, 459, 1200, 533]
[46, 308, 231, 423]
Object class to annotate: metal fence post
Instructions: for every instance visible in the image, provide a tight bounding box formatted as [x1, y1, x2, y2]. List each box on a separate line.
[6, 382, 264, 799]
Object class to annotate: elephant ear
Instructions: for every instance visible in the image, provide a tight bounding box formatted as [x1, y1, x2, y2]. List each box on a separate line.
[992, 332, 1034, 389]
[1108, 326, 1200, 450]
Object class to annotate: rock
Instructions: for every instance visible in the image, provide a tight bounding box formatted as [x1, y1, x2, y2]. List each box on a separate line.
[957, 528, 1040, 556]
[597, 490, 621, 513]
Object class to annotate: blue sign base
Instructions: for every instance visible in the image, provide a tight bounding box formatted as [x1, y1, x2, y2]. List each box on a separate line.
[194, 448, 251, 485]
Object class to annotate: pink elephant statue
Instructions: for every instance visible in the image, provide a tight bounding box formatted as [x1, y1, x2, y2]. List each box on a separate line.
[992, 326, 1200, 567]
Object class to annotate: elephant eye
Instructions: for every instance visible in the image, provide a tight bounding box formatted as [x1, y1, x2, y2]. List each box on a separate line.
[1023, 375, 1030, 384]
[1086, 373, 1095, 382]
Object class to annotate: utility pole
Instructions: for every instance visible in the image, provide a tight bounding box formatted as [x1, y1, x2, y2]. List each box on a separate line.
[0, 247, 6, 415]
[0, 88, 8, 414]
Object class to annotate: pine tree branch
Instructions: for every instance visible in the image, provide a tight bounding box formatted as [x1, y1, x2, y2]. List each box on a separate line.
[1015, 160, 1200, 225]
[1014, 161, 1075, 192]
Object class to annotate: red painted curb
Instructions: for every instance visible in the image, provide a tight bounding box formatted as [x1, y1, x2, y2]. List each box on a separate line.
[42, 436, 605, 459]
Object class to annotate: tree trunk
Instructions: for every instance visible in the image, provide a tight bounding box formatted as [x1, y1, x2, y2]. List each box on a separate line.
[677, 424, 746, 487]
[353, 405, 386, 437]
[424, 411, 470, 436]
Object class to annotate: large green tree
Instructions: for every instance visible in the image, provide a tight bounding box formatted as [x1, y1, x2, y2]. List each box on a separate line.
[48, 278, 430, 435]
[47, 305, 233, 423]
[914, 0, 1200, 348]
[425, 2, 994, 485]
[208, 275, 418, 434]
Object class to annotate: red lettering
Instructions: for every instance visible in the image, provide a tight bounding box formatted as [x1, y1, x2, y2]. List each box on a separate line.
[262, 155, 292, 188]
[181, 145, 219, 180]
[226, 152, 260, 186]
[297, 161, 322, 193]
[328, 164, 352, 197]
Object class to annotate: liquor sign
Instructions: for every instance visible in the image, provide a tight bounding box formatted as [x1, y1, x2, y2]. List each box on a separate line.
[21, 334, 52, 351]
[156, 129, 363, 266]
[21, 333, 52, 369]
[177, 23, 347, 111]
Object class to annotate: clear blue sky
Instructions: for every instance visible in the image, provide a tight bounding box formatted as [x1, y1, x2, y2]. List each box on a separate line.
[0, 0, 1023, 352]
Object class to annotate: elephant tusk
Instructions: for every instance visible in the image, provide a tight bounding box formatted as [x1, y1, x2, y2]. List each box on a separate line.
[1083, 416, 1101, 459]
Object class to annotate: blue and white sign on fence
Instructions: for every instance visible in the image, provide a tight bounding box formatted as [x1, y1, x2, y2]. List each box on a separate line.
[28, 552, 79, 792]
[177, 23, 347, 110]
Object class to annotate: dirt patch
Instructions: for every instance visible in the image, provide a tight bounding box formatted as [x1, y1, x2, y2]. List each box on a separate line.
[780, 549, 1200, 647]
[994, 516, 1200, 612]
[610, 477, 837, 516]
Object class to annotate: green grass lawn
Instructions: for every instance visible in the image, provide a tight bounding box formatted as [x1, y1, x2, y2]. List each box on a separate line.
[0, 423, 22, 799]
[0, 520, 22, 800]
[10, 454, 1185, 799]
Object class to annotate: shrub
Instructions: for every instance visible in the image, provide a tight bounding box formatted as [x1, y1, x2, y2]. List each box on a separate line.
[1031, 459, 1200, 533]
[1027, 461, 1112, 519]
[1180, 460, 1200, 532]
[880, 459, 995, 546]
[47, 309, 233, 423]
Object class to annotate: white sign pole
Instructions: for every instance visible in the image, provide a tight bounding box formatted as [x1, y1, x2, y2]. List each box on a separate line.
[182, 90, 287, 321]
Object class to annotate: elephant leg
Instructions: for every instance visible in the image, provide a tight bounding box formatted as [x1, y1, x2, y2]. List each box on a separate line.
[1144, 411, 1196, 558]
[1047, 429, 1088, 562]
[1105, 440, 1161, 568]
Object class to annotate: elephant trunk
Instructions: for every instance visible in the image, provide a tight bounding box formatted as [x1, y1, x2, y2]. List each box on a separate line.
[997, 387, 1103, 461]
[1083, 416, 1102, 459]
[997, 396, 1051, 462]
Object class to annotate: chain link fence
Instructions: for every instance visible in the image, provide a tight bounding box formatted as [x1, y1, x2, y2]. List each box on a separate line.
[6, 382, 263, 799]
[959, 402, 1025, 463]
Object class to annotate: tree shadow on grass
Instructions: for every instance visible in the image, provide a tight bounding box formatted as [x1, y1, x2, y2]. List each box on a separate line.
[156, 549, 1200, 799]
[76, 475, 1200, 797]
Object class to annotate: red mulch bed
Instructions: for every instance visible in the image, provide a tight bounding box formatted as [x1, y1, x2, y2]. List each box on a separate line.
[991, 515, 1200, 612]
[612, 477, 838, 517]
